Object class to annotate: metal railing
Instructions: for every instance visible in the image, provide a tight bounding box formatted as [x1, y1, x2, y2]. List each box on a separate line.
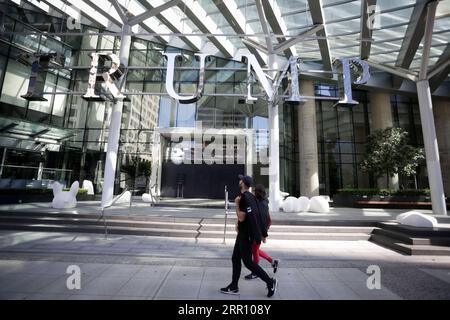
[223, 185, 229, 244]
[99, 188, 132, 239]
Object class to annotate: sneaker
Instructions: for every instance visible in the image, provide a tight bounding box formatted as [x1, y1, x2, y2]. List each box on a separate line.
[272, 259, 279, 273]
[220, 284, 239, 295]
[244, 273, 258, 280]
[267, 278, 278, 297]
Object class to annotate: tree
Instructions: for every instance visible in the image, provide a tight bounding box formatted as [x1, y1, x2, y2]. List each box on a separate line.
[359, 127, 425, 189]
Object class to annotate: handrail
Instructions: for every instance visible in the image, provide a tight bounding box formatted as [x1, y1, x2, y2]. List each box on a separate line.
[223, 185, 229, 244]
[99, 188, 132, 239]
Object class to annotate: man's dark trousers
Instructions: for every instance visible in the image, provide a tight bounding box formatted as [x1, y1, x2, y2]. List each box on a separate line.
[231, 232, 272, 287]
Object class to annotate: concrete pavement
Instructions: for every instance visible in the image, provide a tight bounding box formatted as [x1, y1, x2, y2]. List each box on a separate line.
[1, 230, 450, 300]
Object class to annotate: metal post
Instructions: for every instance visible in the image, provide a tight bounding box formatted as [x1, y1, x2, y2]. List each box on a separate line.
[101, 24, 132, 208]
[223, 185, 228, 244]
[37, 162, 43, 181]
[0, 147, 6, 178]
[415, 1, 447, 215]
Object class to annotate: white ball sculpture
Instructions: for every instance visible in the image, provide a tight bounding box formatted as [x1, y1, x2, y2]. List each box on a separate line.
[298, 196, 310, 212]
[52, 181, 79, 209]
[309, 196, 330, 213]
[396, 211, 438, 228]
[142, 193, 153, 203]
[282, 196, 301, 213]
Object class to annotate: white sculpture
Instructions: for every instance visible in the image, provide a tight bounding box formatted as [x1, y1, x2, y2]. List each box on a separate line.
[114, 190, 131, 204]
[282, 196, 301, 213]
[142, 193, 153, 203]
[396, 211, 438, 228]
[170, 147, 185, 165]
[298, 196, 310, 212]
[52, 181, 79, 209]
[309, 196, 330, 213]
[82, 180, 95, 195]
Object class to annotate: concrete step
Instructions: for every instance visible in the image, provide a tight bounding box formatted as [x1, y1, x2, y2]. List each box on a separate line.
[372, 228, 450, 246]
[376, 222, 450, 237]
[0, 220, 372, 241]
[0, 215, 201, 231]
[370, 234, 450, 256]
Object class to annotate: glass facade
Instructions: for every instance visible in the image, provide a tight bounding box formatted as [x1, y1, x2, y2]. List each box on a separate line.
[0, 7, 431, 198]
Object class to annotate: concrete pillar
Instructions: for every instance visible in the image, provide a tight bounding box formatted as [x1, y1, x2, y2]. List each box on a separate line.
[101, 24, 131, 208]
[370, 91, 399, 189]
[298, 79, 319, 197]
[433, 99, 450, 198]
[416, 80, 447, 215]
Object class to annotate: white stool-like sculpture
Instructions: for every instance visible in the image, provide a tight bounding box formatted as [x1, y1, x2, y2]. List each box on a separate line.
[309, 196, 330, 213]
[114, 191, 131, 204]
[298, 196, 310, 212]
[396, 211, 438, 228]
[52, 181, 79, 209]
[82, 180, 95, 195]
[282, 196, 301, 213]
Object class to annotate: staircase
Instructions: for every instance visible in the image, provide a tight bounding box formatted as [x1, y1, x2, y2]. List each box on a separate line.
[0, 211, 374, 241]
[370, 222, 450, 256]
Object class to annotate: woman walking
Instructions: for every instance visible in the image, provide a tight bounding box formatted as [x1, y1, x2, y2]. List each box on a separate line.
[245, 184, 279, 280]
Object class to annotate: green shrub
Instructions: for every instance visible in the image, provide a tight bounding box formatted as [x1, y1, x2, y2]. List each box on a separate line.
[0, 188, 88, 196]
[336, 188, 430, 196]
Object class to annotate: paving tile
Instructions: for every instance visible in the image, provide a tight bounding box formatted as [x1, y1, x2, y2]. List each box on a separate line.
[133, 265, 172, 279]
[99, 264, 142, 277]
[116, 277, 164, 297]
[309, 281, 361, 300]
[165, 266, 205, 280]
[155, 279, 202, 299]
[39, 275, 95, 294]
[67, 294, 112, 300]
[276, 282, 321, 300]
[79, 276, 131, 296]
[344, 280, 402, 300]
[0, 274, 60, 294]
[420, 269, 450, 285]
[300, 268, 340, 282]
[0, 292, 28, 300]
[78, 263, 111, 277]
[332, 268, 369, 282]
[25, 293, 70, 300]
[198, 281, 240, 300]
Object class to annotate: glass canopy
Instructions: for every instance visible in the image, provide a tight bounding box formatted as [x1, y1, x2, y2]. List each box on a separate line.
[9, 0, 450, 85]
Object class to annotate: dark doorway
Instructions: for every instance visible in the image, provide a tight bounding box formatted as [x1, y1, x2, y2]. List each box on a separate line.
[161, 163, 244, 199]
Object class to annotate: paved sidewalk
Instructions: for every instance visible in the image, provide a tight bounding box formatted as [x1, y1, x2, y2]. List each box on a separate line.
[1, 231, 450, 300]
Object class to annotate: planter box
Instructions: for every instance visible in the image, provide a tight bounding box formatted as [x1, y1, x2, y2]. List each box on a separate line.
[332, 193, 441, 209]
[0, 193, 95, 205]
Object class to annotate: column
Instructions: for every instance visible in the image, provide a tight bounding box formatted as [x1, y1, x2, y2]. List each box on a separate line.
[298, 79, 320, 197]
[370, 91, 399, 189]
[245, 130, 253, 178]
[101, 24, 132, 208]
[433, 99, 450, 198]
[416, 80, 447, 215]
[268, 54, 282, 212]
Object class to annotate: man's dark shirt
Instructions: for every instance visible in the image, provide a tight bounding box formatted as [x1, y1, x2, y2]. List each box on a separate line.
[237, 191, 262, 244]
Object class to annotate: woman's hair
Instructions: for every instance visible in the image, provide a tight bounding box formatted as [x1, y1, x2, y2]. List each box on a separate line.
[254, 184, 267, 201]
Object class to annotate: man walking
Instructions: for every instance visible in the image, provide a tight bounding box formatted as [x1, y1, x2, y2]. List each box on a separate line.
[220, 175, 278, 297]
